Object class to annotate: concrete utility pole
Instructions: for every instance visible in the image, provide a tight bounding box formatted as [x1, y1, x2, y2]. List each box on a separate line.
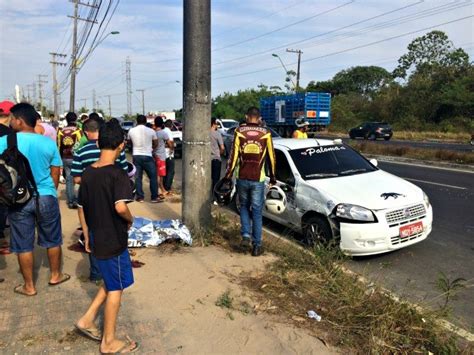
[50, 52, 67, 120]
[286, 48, 303, 90]
[136, 89, 145, 115]
[26, 84, 34, 102]
[92, 89, 96, 112]
[68, 0, 98, 112]
[32, 83, 37, 105]
[37, 75, 48, 115]
[182, 0, 212, 230]
[125, 57, 132, 115]
[106, 95, 112, 118]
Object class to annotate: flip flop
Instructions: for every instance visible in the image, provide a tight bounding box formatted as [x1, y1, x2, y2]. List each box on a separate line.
[14, 284, 37, 296]
[100, 338, 140, 354]
[0, 248, 11, 255]
[48, 273, 71, 286]
[74, 323, 102, 341]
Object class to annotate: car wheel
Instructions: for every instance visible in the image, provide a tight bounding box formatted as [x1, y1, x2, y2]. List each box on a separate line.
[384, 137, 391, 141]
[302, 216, 332, 247]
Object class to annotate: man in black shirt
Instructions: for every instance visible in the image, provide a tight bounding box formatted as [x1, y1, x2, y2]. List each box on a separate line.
[75, 121, 138, 353]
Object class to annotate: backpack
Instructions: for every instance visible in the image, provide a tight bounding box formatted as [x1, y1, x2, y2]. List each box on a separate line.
[60, 127, 80, 157]
[0, 133, 39, 209]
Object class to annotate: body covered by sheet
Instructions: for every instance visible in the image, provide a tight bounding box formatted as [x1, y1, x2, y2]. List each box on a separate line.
[128, 217, 192, 247]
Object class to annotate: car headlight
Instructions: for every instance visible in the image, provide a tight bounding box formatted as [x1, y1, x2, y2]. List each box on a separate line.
[336, 203, 376, 222]
[423, 192, 430, 209]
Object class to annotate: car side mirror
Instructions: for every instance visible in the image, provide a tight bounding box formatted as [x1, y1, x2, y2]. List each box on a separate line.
[370, 158, 378, 167]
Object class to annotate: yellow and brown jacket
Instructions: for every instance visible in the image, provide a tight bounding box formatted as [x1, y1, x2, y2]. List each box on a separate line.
[225, 123, 276, 184]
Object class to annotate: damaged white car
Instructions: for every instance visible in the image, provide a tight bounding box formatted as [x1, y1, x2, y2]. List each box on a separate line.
[262, 139, 433, 256]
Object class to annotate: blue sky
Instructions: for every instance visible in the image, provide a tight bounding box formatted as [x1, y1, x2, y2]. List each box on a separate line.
[0, 0, 473, 116]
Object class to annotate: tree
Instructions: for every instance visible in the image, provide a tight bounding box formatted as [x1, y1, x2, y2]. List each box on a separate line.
[332, 66, 393, 96]
[393, 30, 469, 79]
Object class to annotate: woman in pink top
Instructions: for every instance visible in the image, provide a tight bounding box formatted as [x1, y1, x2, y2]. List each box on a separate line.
[34, 116, 57, 142]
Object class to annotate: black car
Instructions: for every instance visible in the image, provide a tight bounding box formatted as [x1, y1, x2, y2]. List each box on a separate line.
[349, 122, 393, 141]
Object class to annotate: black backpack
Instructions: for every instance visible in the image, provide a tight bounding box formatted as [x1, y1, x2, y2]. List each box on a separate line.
[0, 133, 39, 209]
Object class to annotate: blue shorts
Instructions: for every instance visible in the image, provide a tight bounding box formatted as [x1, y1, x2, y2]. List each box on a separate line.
[96, 248, 134, 292]
[9, 196, 62, 253]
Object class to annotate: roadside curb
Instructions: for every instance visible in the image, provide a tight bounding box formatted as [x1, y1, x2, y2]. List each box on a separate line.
[213, 208, 474, 343]
[363, 153, 474, 173]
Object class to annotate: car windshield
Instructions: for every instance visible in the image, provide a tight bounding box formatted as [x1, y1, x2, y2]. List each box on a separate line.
[289, 145, 377, 180]
[222, 121, 238, 128]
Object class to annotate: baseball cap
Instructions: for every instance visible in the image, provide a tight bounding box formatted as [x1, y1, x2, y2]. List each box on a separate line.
[0, 100, 15, 116]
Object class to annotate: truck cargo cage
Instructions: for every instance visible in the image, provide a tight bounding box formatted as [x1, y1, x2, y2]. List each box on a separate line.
[260, 92, 331, 137]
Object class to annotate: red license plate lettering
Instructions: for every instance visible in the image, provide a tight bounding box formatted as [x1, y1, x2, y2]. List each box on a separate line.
[399, 221, 423, 238]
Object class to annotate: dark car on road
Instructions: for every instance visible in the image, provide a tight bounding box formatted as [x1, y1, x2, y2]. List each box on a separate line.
[349, 122, 393, 141]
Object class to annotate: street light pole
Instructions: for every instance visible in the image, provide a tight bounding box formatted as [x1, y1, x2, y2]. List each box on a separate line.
[286, 48, 303, 90]
[272, 53, 296, 90]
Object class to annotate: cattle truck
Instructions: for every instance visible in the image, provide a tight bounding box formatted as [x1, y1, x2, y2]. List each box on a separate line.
[260, 92, 331, 137]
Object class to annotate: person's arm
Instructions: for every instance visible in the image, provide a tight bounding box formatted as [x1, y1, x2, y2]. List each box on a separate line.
[115, 202, 134, 229]
[224, 129, 241, 180]
[50, 166, 61, 189]
[217, 132, 225, 156]
[292, 130, 298, 139]
[152, 137, 158, 150]
[71, 152, 83, 184]
[266, 133, 277, 185]
[166, 138, 175, 152]
[78, 207, 91, 253]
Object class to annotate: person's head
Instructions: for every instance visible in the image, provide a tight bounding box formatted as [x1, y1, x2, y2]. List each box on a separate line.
[80, 114, 89, 121]
[295, 117, 309, 132]
[211, 117, 218, 130]
[88, 112, 100, 121]
[83, 115, 104, 136]
[164, 119, 173, 128]
[65, 112, 77, 126]
[0, 100, 15, 119]
[245, 106, 261, 124]
[9, 103, 38, 132]
[98, 120, 125, 158]
[136, 115, 147, 125]
[49, 113, 55, 120]
[154, 116, 164, 130]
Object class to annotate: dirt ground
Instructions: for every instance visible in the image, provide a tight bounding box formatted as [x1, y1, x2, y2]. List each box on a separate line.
[0, 186, 335, 354]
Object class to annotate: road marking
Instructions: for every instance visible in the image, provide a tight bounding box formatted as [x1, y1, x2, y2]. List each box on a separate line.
[378, 159, 474, 174]
[403, 177, 467, 190]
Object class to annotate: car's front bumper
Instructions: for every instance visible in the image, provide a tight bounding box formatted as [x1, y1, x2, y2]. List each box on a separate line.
[339, 205, 433, 256]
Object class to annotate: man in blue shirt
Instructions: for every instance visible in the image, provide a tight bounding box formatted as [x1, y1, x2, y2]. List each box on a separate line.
[0, 103, 70, 296]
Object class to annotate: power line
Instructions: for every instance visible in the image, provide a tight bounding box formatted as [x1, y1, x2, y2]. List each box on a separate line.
[214, 15, 474, 80]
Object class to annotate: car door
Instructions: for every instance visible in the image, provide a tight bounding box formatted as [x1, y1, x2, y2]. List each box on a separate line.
[266, 149, 299, 228]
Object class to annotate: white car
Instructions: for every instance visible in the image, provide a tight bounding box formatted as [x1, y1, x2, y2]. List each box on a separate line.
[260, 139, 433, 256]
[216, 119, 239, 134]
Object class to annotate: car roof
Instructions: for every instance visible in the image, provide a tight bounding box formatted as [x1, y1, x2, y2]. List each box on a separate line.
[274, 138, 342, 150]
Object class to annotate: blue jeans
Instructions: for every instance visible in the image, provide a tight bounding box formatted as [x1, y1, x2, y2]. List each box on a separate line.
[237, 179, 265, 247]
[63, 159, 76, 205]
[133, 155, 158, 200]
[9, 196, 62, 253]
[163, 157, 175, 192]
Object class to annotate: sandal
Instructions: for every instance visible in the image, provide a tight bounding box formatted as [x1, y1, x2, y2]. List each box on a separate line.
[100, 337, 140, 354]
[48, 273, 71, 286]
[14, 284, 37, 296]
[74, 323, 102, 341]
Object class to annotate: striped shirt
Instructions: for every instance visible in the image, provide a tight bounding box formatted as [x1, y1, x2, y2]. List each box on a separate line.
[71, 140, 128, 177]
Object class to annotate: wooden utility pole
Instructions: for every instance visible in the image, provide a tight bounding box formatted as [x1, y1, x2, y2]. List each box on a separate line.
[182, 0, 212, 230]
[50, 52, 67, 120]
[286, 48, 303, 90]
[68, 0, 98, 112]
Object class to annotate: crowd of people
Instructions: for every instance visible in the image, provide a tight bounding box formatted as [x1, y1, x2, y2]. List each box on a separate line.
[0, 99, 279, 353]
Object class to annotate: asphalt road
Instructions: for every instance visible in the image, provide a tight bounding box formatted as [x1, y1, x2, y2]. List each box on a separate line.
[318, 136, 474, 152]
[174, 158, 474, 327]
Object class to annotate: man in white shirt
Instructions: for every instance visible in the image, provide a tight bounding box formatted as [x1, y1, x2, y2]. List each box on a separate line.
[127, 115, 159, 203]
[162, 119, 175, 194]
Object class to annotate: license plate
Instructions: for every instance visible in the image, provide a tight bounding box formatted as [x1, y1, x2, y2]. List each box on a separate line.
[399, 221, 423, 238]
